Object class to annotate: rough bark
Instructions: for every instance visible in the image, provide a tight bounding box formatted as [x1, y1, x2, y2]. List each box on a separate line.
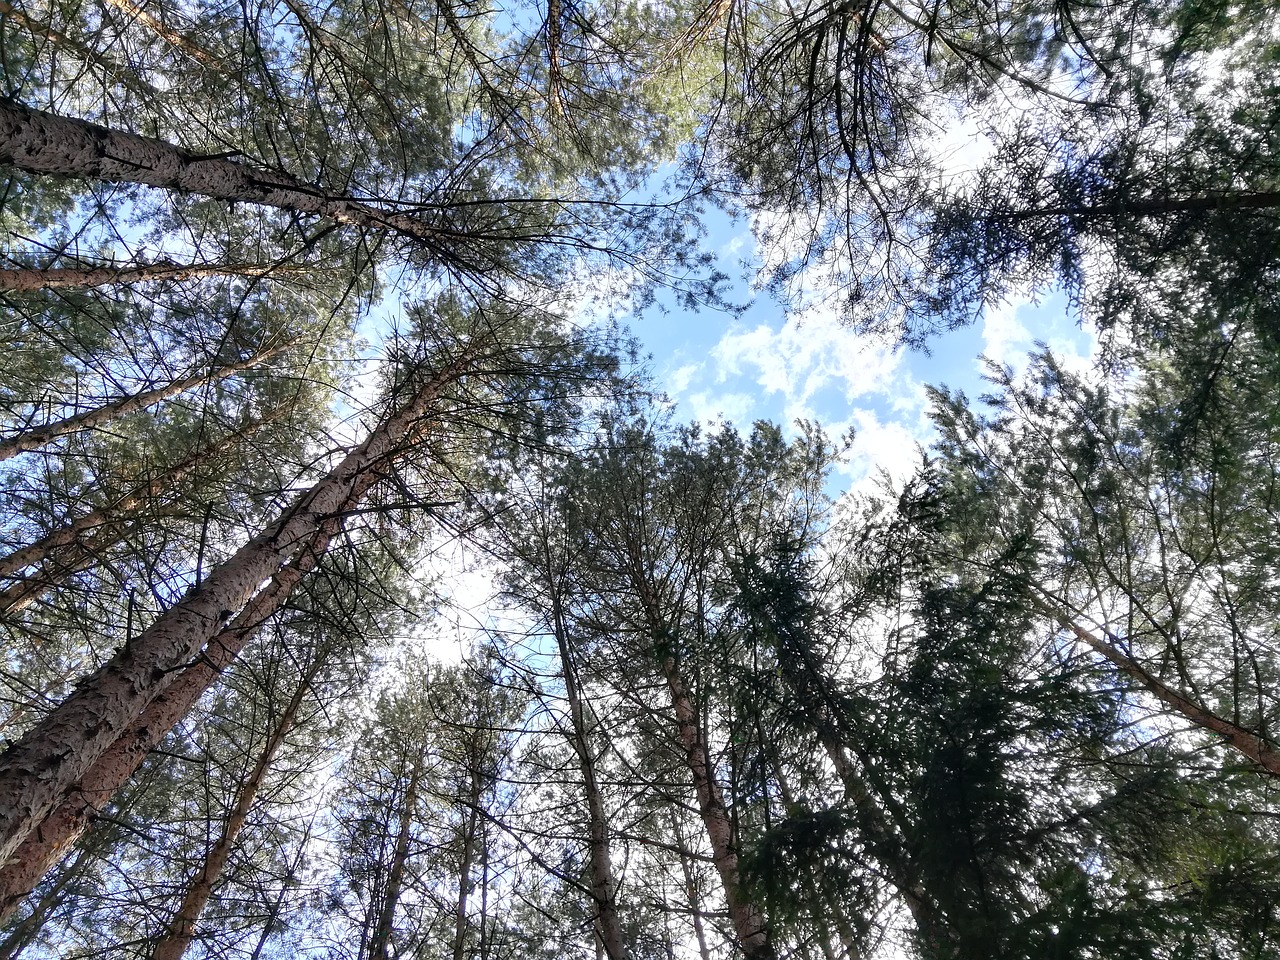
[0, 337, 296, 462]
[0, 337, 481, 869]
[0, 521, 330, 920]
[546, 576, 627, 960]
[0, 99, 491, 270]
[1032, 593, 1280, 776]
[0, 258, 306, 292]
[149, 658, 319, 960]
[368, 758, 424, 960]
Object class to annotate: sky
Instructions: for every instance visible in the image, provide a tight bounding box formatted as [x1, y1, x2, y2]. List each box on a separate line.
[625, 208, 1097, 503]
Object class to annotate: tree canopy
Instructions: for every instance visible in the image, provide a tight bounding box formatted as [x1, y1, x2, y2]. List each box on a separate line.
[0, 0, 1278, 957]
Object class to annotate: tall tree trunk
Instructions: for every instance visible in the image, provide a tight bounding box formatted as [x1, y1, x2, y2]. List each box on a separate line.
[768, 611, 950, 951]
[628, 570, 773, 960]
[149, 658, 320, 960]
[0, 258, 309, 292]
[1030, 592, 1280, 776]
[0, 518, 332, 920]
[368, 758, 425, 960]
[451, 774, 483, 960]
[0, 836, 98, 960]
[658, 653, 773, 960]
[0, 335, 483, 871]
[546, 580, 627, 960]
[0, 100, 492, 272]
[0, 2, 162, 97]
[100, 0, 223, 66]
[0, 405, 289, 582]
[0, 337, 296, 462]
[670, 812, 713, 960]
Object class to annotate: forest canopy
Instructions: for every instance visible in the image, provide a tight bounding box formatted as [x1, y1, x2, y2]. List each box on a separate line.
[0, 0, 1278, 958]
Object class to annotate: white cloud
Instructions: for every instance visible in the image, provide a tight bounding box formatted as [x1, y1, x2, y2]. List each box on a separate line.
[980, 298, 1034, 371]
[712, 300, 905, 412]
[684, 389, 757, 426]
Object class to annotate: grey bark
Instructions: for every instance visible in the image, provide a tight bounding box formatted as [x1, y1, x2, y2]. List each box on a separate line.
[0, 99, 491, 271]
[0, 336, 482, 870]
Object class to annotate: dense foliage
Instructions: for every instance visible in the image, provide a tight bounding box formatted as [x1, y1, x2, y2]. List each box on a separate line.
[0, 0, 1278, 957]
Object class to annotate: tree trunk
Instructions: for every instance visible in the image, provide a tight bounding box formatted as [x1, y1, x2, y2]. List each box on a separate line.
[0, 2, 162, 98]
[658, 651, 773, 960]
[671, 813, 713, 960]
[0, 99, 488, 271]
[451, 774, 483, 960]
[1031, 592, 1280, 776]
[100, 0, 223, 67]
[148, 658, 320, 960]
[0, 336, 482, 870]
[546, 582, 627, 960]
[368, 759, 424, 960]
[0, 337, 296, 462]
[0, 259, 307, 292]
[626, 565, 773, 960]
[0, 519, 332, 920]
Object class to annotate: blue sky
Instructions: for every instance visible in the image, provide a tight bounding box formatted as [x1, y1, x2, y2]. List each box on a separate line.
[626, 210, 1097, 502]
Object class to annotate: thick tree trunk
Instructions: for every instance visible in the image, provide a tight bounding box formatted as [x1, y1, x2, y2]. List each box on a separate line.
[149, 660, 319, 960]
[0, 259, 304, 292]
[0, 99, 483, 268]
[368, 759, 424, 960]
[0, 520, 332, 920]
[0, 337, 295, 462]
[547, 583, 627, 960]
[0, 338, 481, 870]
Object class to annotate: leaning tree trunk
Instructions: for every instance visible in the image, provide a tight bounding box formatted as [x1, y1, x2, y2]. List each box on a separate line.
[1030, 592, 1280, 777]
[0, 259, 310, 292]
[149, 656, 321, 960]
[0, 519, 334, 920]
[0, 334, 484, 869]
[546, 580, 627, 960]
[0, 99, 494, 273]
[0, 337, 296, 462]
[0, 405, 290, 581]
